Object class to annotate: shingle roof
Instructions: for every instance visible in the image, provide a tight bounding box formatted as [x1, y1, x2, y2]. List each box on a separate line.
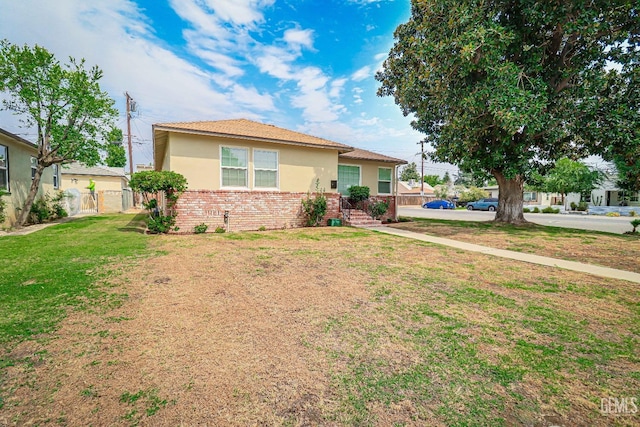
[339, 148, 407, 164]
[154, 119, 354, 152]
[61, 162, 127, 178]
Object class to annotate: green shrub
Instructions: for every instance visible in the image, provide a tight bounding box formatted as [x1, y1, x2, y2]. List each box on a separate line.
[302, 179, 327, 227]
[348, 186, 370, 205]
[458, 186, 489, 204]
[630, 218, 640, 233]
[606, 212, 621, 217]
[541, 206, 560, 214]
[630, 210, 637, 217]
[523, 207, 531, 213]
[570, 201, 577, 211]
[29, 196, 52, 224]
[532, 207, 540, 213]
[130, 170, 188, 234]
[258, 226, 267, 231]
[214, 226, 226, 233]
[147, 215, 176, 234]
[193, 223, 208, 234]
[368, 200, 389, 219]
[577, 202, 588, 211]
[0, 190, 7, 224]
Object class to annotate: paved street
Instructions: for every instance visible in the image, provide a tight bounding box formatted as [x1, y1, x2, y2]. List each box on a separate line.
[398, 206, 636, 234]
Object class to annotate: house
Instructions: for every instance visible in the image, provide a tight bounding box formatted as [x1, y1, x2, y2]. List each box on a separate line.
[0, 128, 56, 227]
[60, 162, 131, 214]
[396, 180, 435, 205]
[152, 119, 407, 231]
[484, 176, 639, 213]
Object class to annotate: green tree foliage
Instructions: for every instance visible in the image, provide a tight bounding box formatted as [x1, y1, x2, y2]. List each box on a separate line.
[104, 128, 127, 168]
[400, 162, 421, 181]
[129, 171, 188, 233]
[423, 174, 443, 187]
[376, 1, 638, 224]
[534, 158, 603, 209]
[442, 171, 451, 185]
[458, 186, 489, 204]
[0, 40, 118, 225]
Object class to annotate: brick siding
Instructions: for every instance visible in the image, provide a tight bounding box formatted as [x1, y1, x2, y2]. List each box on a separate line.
[173, 190, 342, 232]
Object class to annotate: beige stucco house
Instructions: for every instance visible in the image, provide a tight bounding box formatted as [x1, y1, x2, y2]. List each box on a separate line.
[59, 162, 131, 214]
[0, 128, 56, 228]
[153, 119, 406, 231]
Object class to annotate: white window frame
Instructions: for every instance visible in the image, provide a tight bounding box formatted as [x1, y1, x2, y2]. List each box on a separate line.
[378, 167, 392, 195]
[630, 191, 639, 202]
[523, 191, 537, 202]
[338, 164, 361, 195]
[253, 149, 279, 190]
[0, 144, 8, 192]
[220, 146, 249, 189]
[30, 156, 37, 180]
[52, 164, 59, 189]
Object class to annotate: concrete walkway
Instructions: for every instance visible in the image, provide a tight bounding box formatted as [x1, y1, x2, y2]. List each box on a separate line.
[368, 226, 640, 284]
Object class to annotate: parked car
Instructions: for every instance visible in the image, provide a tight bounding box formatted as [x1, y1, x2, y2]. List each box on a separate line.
[423, 199, 455, 209]
[466, 198, 499, 211]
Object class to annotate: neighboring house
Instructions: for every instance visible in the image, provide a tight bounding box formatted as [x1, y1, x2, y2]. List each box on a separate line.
[0, 128, 55, 228]
[152, 119, 406, 231]
[484, 176, 639, 211]
[60, 162, 131, 214]
[396, 180, 435, 205]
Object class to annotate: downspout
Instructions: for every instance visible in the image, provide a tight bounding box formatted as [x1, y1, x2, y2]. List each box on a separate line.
[394, 164, 399, 221]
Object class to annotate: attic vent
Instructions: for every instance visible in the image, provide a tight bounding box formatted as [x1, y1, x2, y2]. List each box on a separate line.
[408, 179, 415, 187]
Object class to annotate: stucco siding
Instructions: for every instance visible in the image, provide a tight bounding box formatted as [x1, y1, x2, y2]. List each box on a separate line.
[0, 134, 54, 227]
[61, 174, 125, 192]
[165, 132, 339, 193]
[340, 160, 395, 196]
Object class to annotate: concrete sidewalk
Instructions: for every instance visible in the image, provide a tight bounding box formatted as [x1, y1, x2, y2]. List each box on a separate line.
[368, 226, 640, 284]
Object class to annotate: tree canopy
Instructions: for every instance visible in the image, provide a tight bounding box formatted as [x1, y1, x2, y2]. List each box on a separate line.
[104, 129, 127, 168]
[533, 158, 603, 208]
[400, 162, 421, 181]
[0, 40, 118, 225]
[376, 0, 639, 223]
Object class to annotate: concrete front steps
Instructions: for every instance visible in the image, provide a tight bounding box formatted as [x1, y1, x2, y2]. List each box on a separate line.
[344, 209, 382, 227]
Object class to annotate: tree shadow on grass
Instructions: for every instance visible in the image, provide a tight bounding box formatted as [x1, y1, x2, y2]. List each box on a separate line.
[117, 214, 148, 234]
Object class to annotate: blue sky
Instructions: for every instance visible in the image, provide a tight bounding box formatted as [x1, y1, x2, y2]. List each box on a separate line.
[0, 0, 457, 175]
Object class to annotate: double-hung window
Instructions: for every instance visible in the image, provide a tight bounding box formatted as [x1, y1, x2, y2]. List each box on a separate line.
[254, 150, 278, 189]
[31, 156, 37, 180]
[52, 164, 59, 189]
[523, 191, 537, 202]
[378, 168, 392, 194]
[0, 145, 8, 191]
[221, 147, 248, 187]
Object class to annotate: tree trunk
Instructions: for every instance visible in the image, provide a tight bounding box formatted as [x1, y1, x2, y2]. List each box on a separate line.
[16, 165, 45, 226]
[492, 170, 527, 224]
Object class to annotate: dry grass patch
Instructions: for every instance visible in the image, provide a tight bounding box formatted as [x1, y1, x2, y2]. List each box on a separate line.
[390, 218, 640, 273]
[1, 225, 638, 426]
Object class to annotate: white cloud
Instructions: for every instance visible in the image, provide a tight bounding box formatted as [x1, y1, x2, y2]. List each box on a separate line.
[229, 85, 276, 111]
[283, 28, 315, 50]
[329, 78, 348, 99]
[351, 65, 371, 81]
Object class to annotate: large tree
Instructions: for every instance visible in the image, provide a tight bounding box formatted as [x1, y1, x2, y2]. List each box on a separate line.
[0, 41, 118, 225]
[376, 1, 639, 223]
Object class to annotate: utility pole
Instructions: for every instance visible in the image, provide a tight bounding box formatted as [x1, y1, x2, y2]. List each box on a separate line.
[125, 92, 134, 177]
[418, 139, 425, 198]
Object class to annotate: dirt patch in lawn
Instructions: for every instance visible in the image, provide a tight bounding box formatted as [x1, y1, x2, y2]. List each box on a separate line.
[389, 220, 640, 273]
[2, 227, 638, 426]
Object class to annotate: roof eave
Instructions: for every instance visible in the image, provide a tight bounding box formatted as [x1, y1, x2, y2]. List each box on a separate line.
[153, 125, 354, 153]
